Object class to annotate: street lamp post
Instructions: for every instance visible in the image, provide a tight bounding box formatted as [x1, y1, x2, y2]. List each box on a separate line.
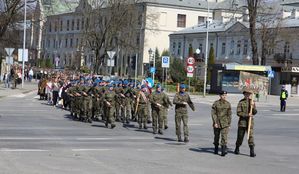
[203, 1, 209, 97]
[22, 0, 27, 89]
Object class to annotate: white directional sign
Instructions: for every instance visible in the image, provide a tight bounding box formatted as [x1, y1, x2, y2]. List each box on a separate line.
[187, 57, 195, 65]
[5, 48, 14, 56]
[18, 49, 28, 62]
[107, 59, 115, 67]
[6, 56, 13, 65]
[107, 51, 116, 59]
[162, 56, 170, 68]
[187, 72, 193, 78]
[187, 65, 195, 73]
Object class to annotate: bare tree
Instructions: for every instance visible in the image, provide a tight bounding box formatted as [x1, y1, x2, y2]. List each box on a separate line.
[78, 0, 157, 75]
[0, 0, 36, 41]
[257, 3, 282, 65]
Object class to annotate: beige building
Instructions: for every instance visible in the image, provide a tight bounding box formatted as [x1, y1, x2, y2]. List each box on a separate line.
[41, 0, 247, 75]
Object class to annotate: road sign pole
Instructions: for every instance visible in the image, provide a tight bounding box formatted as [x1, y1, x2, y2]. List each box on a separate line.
[135, 53, 138, 88]
[22, 0, 27, 89]
[165, 68, 168, 92]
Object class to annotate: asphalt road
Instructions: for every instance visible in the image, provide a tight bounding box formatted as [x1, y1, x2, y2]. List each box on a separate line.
[0, 92, 298, 174]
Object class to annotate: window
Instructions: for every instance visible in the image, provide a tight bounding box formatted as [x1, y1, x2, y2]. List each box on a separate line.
[60, 20, 63, 31]
[199, 44, 203, 53]
[49, 22, 52, 32]
[65, 38, 68, 48]
[198, 16, 205, 25]
[86, 18, 89, 28]
[67, 20, 70, 31]
[230, 40, 235, 55]
[77, 19, 80, 30]
[243, 40, 248, 55]
[76, 38, 79, 48]
[177, 14, 186, 28]
[178, 42, 182, 56]
[70, 38, 73, 48]
[71, 19, 75, 30]
[81, 18, 85, 30]
[284, 42, 290, 54]
[59, 39, 62, 48]
[221, 43, 226, 55]
[54, 21, 57, 32]
[210, 43, 214, 49]
[237, 40, 241, 55]
[47, 39, 50, 48]
[172, 42, 176, 55]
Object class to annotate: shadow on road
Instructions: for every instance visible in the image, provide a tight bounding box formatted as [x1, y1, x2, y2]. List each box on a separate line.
[189, 147, 215, 154]
[135, 129, 153, 134]
[154, 136, 177, 142]
[91, 124, 108, 128]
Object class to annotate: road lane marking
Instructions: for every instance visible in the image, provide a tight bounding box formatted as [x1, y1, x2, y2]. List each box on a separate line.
[71, 149, 111, 152]
[0, 148, 48, 152]
[272, 113, 299, 116]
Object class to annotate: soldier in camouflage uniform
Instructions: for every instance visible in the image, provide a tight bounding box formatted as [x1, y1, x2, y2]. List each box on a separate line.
[211, 91, 232, 156]
[136, 85, 150, 129]
[149, 84, 170, 134]
[173, 84, 195, 143]
[103, 84, 118, 129]
[234, 90, 257, 157]
[89, 82, 101, 121]
[80, 83, 93, 123]
[161, 88, 172, 130]
[114, 82, 123, 121]
[122, 82, 135, 124]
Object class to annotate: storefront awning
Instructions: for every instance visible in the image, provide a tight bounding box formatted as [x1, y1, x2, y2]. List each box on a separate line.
[225, 64, 272, 72]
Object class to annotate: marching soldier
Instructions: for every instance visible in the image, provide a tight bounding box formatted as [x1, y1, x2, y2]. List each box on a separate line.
[114, 82, 123, 121]
[173, 84, 195, 143]
[103, 84, 118, 129]
[122, 82, 135, 124]
[234, 90, 257, 157]
[161, 87, 172, 130]
[136, 85, 150, 129]
[150, 84, 169, 134]
[211, 91, 232, 156]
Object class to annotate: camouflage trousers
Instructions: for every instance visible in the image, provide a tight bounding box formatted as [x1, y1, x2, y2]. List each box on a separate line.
[213, 127, 229, 146]
[175, 112, 189, 138]
[152, 108, 163, 133]
[104, 106, 116, 126]
[162, 108, 168, 128]
[121, 99, 131, 122]
[92, 97, 102, 118]
[235, 127, 255, 147]
[137, 104, 148, 128]
[81, 97, 92, 120]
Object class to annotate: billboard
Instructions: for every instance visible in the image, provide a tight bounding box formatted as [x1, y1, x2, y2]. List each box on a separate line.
[239, 71, 269, 96]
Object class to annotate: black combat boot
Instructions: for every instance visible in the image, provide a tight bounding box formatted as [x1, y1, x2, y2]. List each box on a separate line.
[178, 136, 183, 142]
[164, 125, 168, 130]
[111, 124, 116, 129]
[221, 145, 226, 157]
[234, 146, 240, 155]
[249, 145, 256, 157]
[184, 136, 189, 143]
[214, 145, 219, 154]
[158, 130, 163, 135]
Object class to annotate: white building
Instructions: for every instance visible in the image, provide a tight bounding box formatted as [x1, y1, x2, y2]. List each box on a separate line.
[41, 0, 246, 76]
[169, 1, 299, 95]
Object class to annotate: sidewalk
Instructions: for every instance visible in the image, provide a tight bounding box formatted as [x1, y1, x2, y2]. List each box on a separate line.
[167, 92, 299, 107]
[0, 81, 38, 99]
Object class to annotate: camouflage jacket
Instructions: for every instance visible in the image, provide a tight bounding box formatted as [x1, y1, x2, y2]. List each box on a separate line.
[173, 92, 195, 113]
[211, 99, 232, 128]
[237, 98, 257, 127]
[149, 92, 169, 110]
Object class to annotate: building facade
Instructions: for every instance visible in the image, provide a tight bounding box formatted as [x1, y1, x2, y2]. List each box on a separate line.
[41, 0, 244, 76]
[169, 3, 299, 95]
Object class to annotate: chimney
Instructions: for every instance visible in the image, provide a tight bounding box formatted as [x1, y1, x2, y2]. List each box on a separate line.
[243, 8, 249, 22]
